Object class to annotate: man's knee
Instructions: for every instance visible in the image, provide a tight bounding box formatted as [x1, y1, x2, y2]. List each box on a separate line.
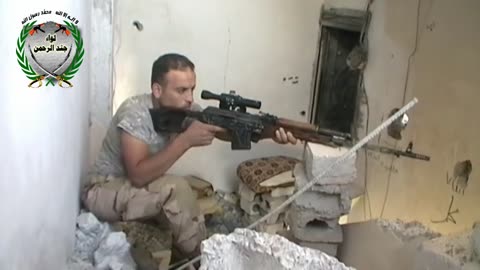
[148, 175, 198, 211]
[82, 183, 123, 222]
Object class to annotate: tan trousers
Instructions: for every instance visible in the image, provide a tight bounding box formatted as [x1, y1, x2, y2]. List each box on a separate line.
[81, 174, 207, 258]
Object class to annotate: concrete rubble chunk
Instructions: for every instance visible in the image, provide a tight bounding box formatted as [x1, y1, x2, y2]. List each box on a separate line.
[94, 232, 136, 270]
[296, 242, 338, 257]
[271, 186, 295, 197]
[290, 221, 343, 243]
[259, 170, 295, 187]
[200, 228, 355, 270]
[240, 195, 262, 216]
[294, 163, 362, 199]
[287, 204, 339, 229]
[292, 190, 351, 220]
[420, 229, 475, 267]
[375, 218, 442, 242]
[73, 212, 112, 262]
[304, 143, 356, 185]
[67, 212, 137, 270]
[238, 181, 258, 202]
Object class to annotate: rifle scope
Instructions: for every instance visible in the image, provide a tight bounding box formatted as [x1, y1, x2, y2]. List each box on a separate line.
[201, 90, 262, 112]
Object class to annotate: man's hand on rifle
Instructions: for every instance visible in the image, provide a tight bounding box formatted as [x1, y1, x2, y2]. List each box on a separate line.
[273, 128, 297, 145]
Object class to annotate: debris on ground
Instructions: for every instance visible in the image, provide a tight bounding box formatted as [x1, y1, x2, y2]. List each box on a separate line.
[200, 228, 355, 270]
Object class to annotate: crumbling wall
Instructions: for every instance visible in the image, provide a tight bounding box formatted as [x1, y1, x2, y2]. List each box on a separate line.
[200, 228, 356, 270]
[339, 218, 480, 270]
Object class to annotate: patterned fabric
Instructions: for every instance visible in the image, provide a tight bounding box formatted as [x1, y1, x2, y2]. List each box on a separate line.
[236, 156, 300, 193]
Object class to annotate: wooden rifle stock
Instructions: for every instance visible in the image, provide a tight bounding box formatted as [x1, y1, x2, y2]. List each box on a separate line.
[260, 117, 351, 146]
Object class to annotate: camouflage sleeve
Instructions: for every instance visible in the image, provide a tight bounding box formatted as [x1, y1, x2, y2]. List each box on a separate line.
[117, 108, 152, 143]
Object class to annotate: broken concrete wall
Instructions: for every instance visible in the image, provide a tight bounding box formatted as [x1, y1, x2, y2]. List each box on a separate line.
[338, 219, 480, 270]
[283, 144, 361, 257]
[200, 228, 356, 270]
[347, 0, 480, 235]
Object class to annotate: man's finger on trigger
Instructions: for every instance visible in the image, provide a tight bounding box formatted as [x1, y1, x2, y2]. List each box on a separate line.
[280, 129, 288, 142]
[214, 126, 227, 132]
[205, 124, 223, 131]
[287, 131, 297, 143]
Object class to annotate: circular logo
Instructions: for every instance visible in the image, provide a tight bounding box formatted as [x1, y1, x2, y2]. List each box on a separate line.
[16, 20, 84, 88]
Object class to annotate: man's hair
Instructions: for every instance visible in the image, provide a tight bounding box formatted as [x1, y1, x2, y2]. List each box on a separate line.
[151, 53, 195, 87]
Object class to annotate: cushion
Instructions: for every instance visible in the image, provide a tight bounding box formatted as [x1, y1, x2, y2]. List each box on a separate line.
[236, 155, 300, 194]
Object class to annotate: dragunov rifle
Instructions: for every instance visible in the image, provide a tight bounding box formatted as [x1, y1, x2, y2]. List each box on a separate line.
[149, 90, 430, 161]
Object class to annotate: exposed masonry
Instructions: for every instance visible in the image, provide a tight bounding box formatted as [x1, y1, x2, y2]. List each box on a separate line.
[285, 142, 359, 257]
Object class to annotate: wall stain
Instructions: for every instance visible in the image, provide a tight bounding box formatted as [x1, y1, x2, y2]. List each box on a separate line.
[431, 195, 459, 224]
[447, 160, 472, 195]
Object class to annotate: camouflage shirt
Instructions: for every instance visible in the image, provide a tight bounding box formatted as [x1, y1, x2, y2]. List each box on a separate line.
[92, 93, 201, 177]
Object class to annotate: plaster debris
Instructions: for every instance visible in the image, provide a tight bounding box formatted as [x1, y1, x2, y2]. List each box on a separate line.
[94, 232, 136, 270]
[66, 212, 136, 270]
[421, 230, 474, 266]
[375, 218, 442, 242]
[200, 228, 355, 270]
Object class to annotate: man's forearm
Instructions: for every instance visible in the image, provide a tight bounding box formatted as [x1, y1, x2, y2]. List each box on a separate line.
[128, 136, 190, 187]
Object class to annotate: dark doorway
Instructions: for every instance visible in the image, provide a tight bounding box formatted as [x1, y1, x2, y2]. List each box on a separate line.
[310, 8, 370, 139]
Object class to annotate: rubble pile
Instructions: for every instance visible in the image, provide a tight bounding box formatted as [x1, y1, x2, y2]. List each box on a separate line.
[66, 212, 136, 270]
[236, 156, 300, 235]
[200, 228, 356, 270]
[285, 143, 361, 257]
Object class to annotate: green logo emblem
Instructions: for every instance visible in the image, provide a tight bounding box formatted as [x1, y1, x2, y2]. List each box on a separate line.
[17, 18, 84, 88]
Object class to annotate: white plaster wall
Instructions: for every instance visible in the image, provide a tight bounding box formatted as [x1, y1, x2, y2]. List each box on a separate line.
[112, 0, 330, 191]
[0, 1, 90, 269]
[89, 0, 113, 168]
[347, 0, 480, 235]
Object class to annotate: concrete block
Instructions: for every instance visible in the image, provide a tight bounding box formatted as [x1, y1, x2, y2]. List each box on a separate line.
[294, 163, 363, 199]
[291, 189, 351, 220]
[277, 230, 339, 257]
[238, 181, 259, 202]
[240, 196, 262, 216]
[287, 204, 339, 229]
[338, 219, 444, 270]
[200, 228, 355, 270]
[260, 194, 288, 224]
[338, 220, 411, 270]
[288, 210, 343, 243]
[297, 242, 338, 257]
[270, 186, 295, 198]
[257, 222, 286, 235]
[304, 142, 356, 185]
[260, 193, 287, 211]
[290, 222, 343, 243]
